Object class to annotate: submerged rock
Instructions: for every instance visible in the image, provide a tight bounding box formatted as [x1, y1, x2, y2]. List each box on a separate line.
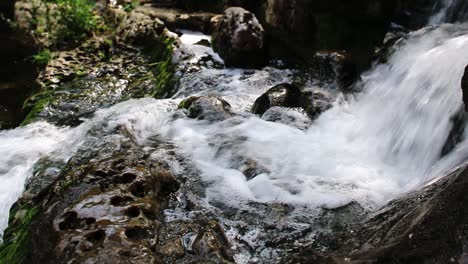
[212, 7, 267, 68]
[261, 107, 312, 130]
[179, 96, 234, 122]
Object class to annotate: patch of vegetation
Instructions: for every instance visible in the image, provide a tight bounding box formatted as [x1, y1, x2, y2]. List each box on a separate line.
[123, 0, 140, 13]
[29, 0, 105, 49]
[21, 89, 56, 126]
[146, 35, 179, 98]
[32, 49, 54, 66]
[0, 204, 39, 264]
[52, 0, 101, 47]
[178, 96, 199, 109]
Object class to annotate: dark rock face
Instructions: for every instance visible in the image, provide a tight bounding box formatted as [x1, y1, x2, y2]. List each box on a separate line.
[441, 107, 468, 157]
[0, 0, 37, 129]
[259, 0, 398, 72]
[462, 65, 468, 112]
[175, 0, 225, 13]
[212, 7, 267, 68]
[343, 163, 468, 263]
[393, 0, 468, 29]
[179, 96, 234, 122]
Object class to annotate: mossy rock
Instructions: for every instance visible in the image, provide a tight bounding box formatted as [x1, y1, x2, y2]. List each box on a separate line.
[0, 203, 39, 264]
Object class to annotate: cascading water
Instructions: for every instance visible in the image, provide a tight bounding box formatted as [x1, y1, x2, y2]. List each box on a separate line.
[429, 0, 456, 24]
[0, 1, 468, 245]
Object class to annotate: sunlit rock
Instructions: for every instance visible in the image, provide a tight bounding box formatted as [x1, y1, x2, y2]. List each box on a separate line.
[212, 7, 267, 68]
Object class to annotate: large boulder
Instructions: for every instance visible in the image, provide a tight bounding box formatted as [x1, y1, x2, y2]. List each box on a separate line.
[211, 7, 267, 68]
[117, 7, 166, 45]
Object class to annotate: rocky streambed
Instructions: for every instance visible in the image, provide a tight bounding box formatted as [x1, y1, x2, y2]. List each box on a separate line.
[0, 0, 467, 263]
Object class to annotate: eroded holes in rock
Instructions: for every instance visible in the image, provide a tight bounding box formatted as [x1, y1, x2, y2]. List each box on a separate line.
[141, 208, 157, 219]
[110, 195, 134, 206]
[119, 250, 137, 257]
[115, 172, 137, 184]
[129, 181, 146, 198]
[116, 164, 126, 171]
[94, 170, 108, 178]
[85, 229, 106, 244]
[85, 217, 96, 225]
[125, 226, 149, 241]
[125, 206, 140, 218]
[58, 211, 80, 230]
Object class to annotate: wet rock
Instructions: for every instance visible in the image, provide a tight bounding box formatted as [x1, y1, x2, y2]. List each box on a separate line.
[441, 107, 468, 157]
[179, 96, 234, 122]
[134, 6, 218, 34]
[261, 107, 311, 130]
[117, 7, 165, 45]
[212, 7, 267, 68]
[252, 82, 332, 120]
[252, 83, 303, 116]
[462, 65, 468, 112]
[342, 163, 468, 263]
[310, 51, 359, 90]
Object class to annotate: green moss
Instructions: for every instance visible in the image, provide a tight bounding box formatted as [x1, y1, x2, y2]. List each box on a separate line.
[32, 49, 54, 66]
[123, 0, 140, 13]
[146, 35, 178, 98]
[177, 96, 199, 109]
[0, 204, 39, 264]
[20, 90, 56, 126]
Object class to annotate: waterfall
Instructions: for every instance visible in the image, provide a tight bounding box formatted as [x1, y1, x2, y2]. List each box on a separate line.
[429, 0, 457, 25]
[153, 25, 468, 208]
[1, 2, 468, 238]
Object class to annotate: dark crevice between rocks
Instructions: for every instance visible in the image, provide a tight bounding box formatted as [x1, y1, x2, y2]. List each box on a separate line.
[0, 1, 40, 129]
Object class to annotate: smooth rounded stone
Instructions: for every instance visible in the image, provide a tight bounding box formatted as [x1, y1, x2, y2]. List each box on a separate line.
[251, 83, 305, 116]
[117, 7, 165, 45]
[179, 96, 234, 122]
[211, 7, 267, 68]
[261, 107, 311, 130]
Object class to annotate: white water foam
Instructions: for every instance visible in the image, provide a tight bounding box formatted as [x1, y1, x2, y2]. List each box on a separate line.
[0, 122, 73, 236]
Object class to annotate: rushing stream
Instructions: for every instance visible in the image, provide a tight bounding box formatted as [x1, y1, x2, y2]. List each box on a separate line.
[1, 1, 468, 246]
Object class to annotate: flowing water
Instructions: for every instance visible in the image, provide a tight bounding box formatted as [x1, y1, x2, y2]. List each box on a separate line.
[1, 4, 468, 243]
[429, 0, 457, 25]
